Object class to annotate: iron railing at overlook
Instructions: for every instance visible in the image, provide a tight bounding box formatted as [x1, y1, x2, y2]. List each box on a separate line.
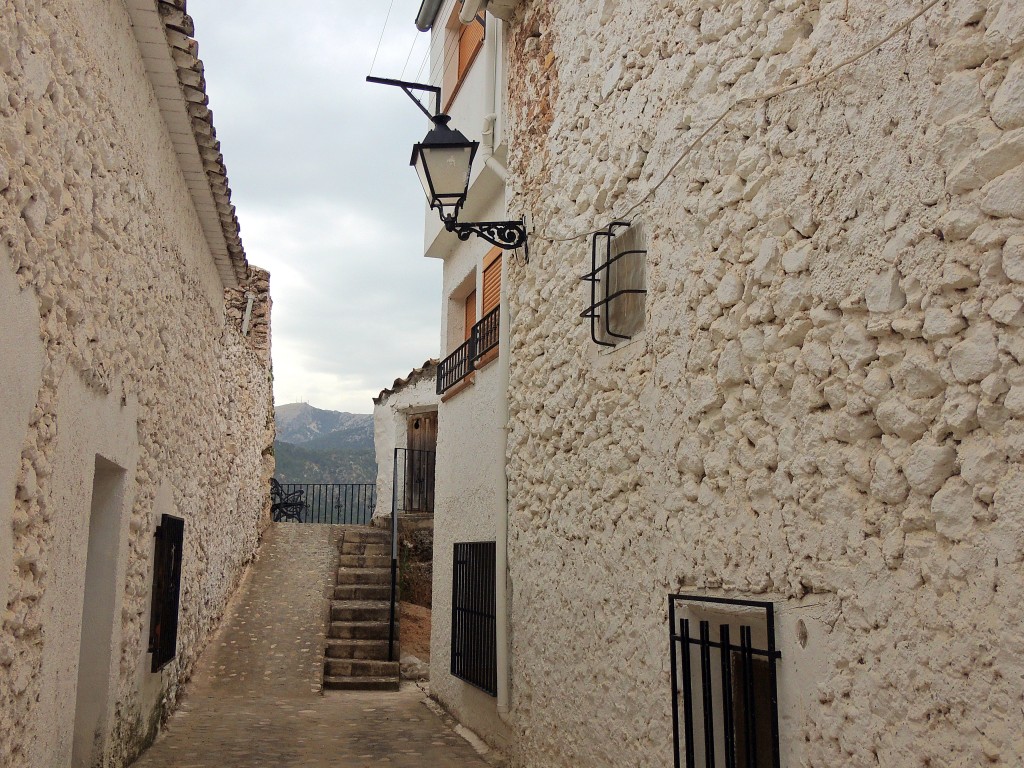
[274, 482, 376, 524]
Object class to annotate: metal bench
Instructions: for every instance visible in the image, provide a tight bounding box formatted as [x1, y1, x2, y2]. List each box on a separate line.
[270, 479, 305, 522]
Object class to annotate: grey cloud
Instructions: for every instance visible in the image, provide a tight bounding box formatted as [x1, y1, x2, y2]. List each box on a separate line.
[189, 0, 439, 412]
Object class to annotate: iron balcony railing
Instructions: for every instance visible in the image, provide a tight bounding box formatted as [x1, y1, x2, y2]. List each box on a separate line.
[475, 304, 499, 360]
[437, 305, 500, 395]
[437, 336, 475, 394]
[274, 482, 377, 524]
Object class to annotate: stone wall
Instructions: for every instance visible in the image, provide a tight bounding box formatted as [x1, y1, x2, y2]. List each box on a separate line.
[0, 1, 274, 766]
[502, 1, 1024, 766]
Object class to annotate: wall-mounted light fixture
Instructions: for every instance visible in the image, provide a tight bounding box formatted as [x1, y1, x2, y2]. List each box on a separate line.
[367, 75, 528, 260]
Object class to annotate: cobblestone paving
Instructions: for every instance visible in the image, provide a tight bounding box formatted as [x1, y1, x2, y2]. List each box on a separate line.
[131, 523, 488, 767]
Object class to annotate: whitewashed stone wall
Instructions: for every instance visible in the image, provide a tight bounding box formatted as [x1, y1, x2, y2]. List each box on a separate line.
[0, 1, 274, 766]
[372, 363, 439, 520]
[502, 1, 1024, 766]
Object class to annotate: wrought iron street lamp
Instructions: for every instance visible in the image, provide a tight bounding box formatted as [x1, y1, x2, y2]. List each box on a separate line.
[367, 75, 528, 258]
[410, 114, 477, 221]
[410, 114, 528, 255]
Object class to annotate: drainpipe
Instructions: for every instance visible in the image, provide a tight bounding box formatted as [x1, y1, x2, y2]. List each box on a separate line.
[480, 14, 509, 186]
[496, 245, 511, 721]
[480, 7, 513, 723]
[459, 0, 488, 25]
[415, 0, 444, 31]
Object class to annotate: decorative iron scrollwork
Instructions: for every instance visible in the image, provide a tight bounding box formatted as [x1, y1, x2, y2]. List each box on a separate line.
[443, 217, 529, 261]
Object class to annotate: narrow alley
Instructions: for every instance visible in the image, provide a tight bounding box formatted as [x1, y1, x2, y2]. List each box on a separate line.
[130, 524, 490, 768]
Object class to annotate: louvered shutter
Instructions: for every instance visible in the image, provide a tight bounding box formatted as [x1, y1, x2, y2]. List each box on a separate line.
[458, 19, 485, 81]
[482, 252, 501, 315]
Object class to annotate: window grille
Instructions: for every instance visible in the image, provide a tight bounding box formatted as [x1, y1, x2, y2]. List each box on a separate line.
[148, 514, 184, 672]
[669, 595, 781, 768]
[451, 541, 497, 695]
[581, 221, 647, 347]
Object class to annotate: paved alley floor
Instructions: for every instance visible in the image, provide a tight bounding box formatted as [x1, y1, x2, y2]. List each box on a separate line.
[131, 523, 490, 768]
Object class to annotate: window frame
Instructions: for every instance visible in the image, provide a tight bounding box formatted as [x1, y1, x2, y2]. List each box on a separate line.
[442, 4, 486, 112]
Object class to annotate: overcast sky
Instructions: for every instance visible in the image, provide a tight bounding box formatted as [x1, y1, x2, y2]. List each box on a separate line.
[187, 1, 439, 414]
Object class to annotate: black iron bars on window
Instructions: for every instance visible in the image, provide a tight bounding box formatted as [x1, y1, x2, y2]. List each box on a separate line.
[668, 594, 782, 768]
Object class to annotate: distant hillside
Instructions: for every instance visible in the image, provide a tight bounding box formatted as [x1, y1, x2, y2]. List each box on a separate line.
[273, 440, 377, 485]
[273, 403, 375, 485]
[275, 402, 373, 445]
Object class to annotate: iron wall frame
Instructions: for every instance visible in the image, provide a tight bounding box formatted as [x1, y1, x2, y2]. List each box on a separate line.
[581, 221, 647, 347]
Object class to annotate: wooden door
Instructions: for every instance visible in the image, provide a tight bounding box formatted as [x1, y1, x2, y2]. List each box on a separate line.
[406, 413, 437, 512]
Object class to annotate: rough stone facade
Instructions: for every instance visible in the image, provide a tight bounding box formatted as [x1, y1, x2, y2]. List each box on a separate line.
[0, 1, 274, 766]
[501, 1, 1024, 766]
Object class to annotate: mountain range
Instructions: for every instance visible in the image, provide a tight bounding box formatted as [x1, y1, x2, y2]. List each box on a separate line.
[273, 403, 376, 484]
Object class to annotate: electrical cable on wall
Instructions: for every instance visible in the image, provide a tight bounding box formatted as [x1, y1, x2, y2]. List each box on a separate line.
[530, 0, 944, 245]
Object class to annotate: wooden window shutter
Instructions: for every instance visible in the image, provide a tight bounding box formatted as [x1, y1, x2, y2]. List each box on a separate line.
[148, 514, 184, 672]
[482, 252, 501, 315]
[458, 18, 485, 82]
[464, 290, 477, 341]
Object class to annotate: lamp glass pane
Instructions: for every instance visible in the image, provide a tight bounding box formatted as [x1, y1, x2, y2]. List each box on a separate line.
[422, 144, 473, 201]
[414, 154, 433, 203]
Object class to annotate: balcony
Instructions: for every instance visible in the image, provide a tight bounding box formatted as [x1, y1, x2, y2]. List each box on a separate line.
[437, 305, 499, 395]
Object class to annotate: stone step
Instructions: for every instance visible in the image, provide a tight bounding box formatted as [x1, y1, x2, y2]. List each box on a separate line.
[324, 658, 399, 678]
[334, 584, 393, 601]
[331, 600, 392, 622]
[323, 675, 400, 692]
[328, 620, 396, 640]
[342, 528, 390, 544]
[338, 554, 391, 569]
[325, 638, 400, 660]
[336, 568, 390, 585]
[341, 541, 390, 557]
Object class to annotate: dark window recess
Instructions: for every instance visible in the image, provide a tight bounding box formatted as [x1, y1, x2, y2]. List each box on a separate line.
[668, 595, 781, 768]
[437, 305, 500, 395]
[581, 221, 647, 347]
[451, 541, 497, 695]
[148, 514, 184, 673]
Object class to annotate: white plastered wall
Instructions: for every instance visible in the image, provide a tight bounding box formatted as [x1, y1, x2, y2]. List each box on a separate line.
[373, 375, 440, 520]
[0, 258, 45, 617]
[34, 371, 139, 768]
[430, 190, 512, 748]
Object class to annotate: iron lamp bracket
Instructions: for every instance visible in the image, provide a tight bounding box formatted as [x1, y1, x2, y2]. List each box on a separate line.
[442, 216, 529, 262]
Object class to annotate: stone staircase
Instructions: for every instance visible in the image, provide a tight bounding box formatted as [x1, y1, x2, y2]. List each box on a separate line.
[323, 526, 400, 691]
